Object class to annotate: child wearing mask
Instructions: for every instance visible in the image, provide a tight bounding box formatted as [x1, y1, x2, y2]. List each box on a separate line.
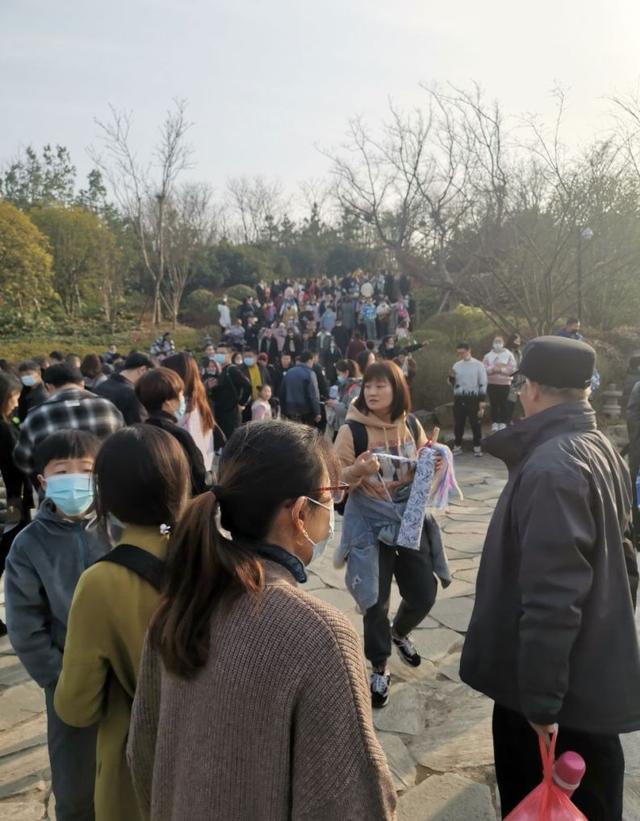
[4, 430, 108, 821]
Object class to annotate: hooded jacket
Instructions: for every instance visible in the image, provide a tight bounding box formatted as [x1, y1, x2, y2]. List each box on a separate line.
[334, 405, 428, 496]
[4, 500, 110, 687]
[460, 401, 640, 733]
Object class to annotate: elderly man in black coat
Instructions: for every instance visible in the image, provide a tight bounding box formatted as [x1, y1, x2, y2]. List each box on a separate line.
[461, 337, 640, 821]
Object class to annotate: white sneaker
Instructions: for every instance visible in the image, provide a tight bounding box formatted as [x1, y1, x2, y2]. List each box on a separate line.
[453, 445, 463, 456]
[491, 423, 499, 433]
[370, 670, 391, 709]
[473, 447, 483, 457]
[499, 423, 507, 431]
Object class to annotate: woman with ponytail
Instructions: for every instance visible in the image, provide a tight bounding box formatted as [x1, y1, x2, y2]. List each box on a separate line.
[55, 426, 190, 821]
[128, 420, 395, 821]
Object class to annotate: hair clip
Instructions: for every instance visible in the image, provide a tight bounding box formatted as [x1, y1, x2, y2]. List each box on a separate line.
[159, 523, 172, 536]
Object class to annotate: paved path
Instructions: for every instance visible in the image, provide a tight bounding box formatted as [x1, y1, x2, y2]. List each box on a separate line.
[1, 454, 640, 819]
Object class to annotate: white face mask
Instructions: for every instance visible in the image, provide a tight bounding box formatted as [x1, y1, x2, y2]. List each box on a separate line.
[493, 341, 504, 353]
[303, 498, 335, 562]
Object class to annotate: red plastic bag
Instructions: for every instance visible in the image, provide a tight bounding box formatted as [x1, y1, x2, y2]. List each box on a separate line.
[505, 734, 588, 820]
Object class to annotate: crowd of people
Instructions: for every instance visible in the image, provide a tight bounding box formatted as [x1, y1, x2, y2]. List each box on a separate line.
[0, 268, 637, 820]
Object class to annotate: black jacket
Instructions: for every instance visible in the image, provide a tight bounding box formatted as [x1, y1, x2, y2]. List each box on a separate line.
[0, 420, 29, 513]
[271, 366, 292, 397]
[207, 365, 251, 414]
[18, 383, 48, 422]
[145, 412, 208, 496]
[95, 373, 145, 425]
[259, 336, 280, 364]
[460, 401, 640, 733]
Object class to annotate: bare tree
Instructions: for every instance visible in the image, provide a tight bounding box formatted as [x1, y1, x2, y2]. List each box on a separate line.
[91, 99, 192, 325]
[226, 176, 286, 243]
[163, 182, 217, 328]
[298, 177, 335, 223]
[327, 112, 427, 277]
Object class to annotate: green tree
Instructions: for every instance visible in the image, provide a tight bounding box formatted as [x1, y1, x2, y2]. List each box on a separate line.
[30, 205, 120, 318]
[0, 145, 76, 209]
[0, 201, 55, 325]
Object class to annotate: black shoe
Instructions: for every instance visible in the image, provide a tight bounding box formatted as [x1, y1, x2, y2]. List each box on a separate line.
[0, 620, 7, 638]
[370, 669, 390, 709]
[392, 631, 421, 667]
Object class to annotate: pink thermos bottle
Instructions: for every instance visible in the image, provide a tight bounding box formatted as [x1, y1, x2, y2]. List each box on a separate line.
[552, 751, 586, 798]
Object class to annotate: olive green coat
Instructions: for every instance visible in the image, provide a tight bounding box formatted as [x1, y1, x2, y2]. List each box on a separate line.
[54, 525, 168, 821]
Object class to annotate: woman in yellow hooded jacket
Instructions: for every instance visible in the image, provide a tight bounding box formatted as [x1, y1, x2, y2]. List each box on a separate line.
[334, 360, 439, 709]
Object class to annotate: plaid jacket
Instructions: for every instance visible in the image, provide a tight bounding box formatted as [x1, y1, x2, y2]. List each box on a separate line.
[14, 388, 125, 474]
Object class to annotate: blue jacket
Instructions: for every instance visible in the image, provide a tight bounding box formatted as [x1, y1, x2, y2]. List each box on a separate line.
[279, 364, 321, 418]
[4, 500, 110, 687]
[337, 488, 450, 611]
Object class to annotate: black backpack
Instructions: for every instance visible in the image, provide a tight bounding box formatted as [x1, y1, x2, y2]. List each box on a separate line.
[96, 544, 166, 591]
[336, 414, 420, 515]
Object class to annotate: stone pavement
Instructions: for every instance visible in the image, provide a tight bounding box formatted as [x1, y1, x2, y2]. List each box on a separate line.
[1, 453, 640, 819]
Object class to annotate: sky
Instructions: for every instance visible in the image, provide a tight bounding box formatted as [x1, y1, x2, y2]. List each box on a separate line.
[1, 0, 639, 205]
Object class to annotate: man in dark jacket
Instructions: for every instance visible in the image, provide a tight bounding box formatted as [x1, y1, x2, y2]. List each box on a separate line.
[205, 346, 251, 441]
[17, 361, 48, 421]
[271, 353, 293, 397]
[94, 352, 154, 425]
[460, 336, 640, 821]
[279, 352, 321, 426]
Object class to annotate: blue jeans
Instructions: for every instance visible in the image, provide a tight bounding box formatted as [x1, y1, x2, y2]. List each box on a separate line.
[45, 686, 97, 821]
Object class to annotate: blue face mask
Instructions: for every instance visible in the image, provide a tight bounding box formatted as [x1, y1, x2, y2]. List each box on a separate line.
[337, 375, 347, 385]
[21, 375, 36, 387]
[213, 353, 226, 364]
[244, 357, 255, 367]
[45, 474, 94, 517]
[175, 395, 187, 421]
[304, 498, 335, 563]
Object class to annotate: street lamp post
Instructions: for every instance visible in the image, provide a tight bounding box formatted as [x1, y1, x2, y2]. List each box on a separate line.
[577, 226, 593, 323]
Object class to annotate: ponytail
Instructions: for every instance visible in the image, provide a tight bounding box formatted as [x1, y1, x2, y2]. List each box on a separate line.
[150, 420, 338, 679]
[151, 490, 265, 678]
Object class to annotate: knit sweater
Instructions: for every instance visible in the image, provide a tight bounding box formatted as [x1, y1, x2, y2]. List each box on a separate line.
[127, 560, 396, 821]
[451, 358, 488, 398]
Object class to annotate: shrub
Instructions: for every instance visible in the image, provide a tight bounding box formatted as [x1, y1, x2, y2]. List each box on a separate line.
[181, 289, 219, 328]
[225, 284, 256, 302]
[410, 343, 455, 412]
[419, 305, 495, 349]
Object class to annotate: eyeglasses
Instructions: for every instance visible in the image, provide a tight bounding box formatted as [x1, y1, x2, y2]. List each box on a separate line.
[313, 482, 349, 504]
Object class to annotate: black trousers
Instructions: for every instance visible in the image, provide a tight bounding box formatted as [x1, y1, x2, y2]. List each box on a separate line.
[487, 384, 511, 425]
[492, 704, 625, 820]
[453, 395, 482, 447]
[364, 540, 437, 669]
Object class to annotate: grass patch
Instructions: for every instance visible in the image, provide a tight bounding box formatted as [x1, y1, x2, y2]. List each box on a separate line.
[0, 323, 203, 363]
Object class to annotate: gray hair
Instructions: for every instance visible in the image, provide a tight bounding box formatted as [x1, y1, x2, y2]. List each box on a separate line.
[536, 383, 590, 403]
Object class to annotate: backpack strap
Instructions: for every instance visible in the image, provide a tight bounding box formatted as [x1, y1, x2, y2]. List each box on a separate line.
[346, 420, 369, 458]
[96, 544, 166, 592]
[406, 413, 420, 445]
